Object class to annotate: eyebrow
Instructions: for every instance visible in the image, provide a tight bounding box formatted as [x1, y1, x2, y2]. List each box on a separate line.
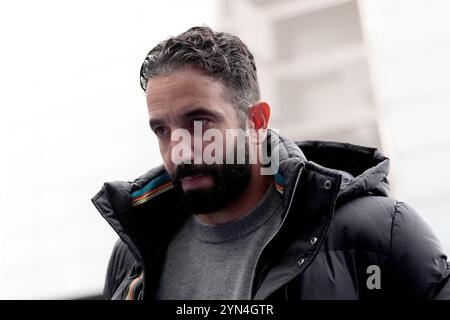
[149, 118, 165, 130]
[182, 107, 224, 120]
[149, 107, 224, 129]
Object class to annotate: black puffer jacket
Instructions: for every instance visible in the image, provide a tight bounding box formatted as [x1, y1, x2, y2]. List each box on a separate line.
[92, 132, 450, 300]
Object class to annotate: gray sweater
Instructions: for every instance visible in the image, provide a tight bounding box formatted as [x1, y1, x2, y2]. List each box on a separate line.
[155, 183, 284, 300]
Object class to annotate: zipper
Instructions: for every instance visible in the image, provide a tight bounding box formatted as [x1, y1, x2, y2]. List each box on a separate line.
[248, 164, 304, 299]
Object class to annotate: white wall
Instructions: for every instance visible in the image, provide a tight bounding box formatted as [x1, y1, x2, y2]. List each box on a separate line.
[0, 0, 218, 299]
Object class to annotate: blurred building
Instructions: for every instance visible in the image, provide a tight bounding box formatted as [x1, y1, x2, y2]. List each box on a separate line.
[217, 0, 385, 150]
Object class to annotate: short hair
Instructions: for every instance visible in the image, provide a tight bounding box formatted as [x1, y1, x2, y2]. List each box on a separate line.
[139, 26, 260, 123]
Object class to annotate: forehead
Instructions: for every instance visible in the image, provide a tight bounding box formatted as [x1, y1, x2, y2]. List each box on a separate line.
[145, 68, 230, 117]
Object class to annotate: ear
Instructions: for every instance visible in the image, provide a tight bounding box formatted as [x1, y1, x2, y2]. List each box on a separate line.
[248, 101, 271, 130]
[247, 101, 271, 145]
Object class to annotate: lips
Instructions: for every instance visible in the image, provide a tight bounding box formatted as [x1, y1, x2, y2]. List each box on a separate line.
[180, 173, 214, 191]
[181, 173, 207, 181]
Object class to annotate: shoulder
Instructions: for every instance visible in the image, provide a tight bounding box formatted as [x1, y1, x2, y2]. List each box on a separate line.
[329, 196, 441, 255]
[325, 196, 435, 258]
[327, 196, 450, 298]
[326, 195, 397, 256]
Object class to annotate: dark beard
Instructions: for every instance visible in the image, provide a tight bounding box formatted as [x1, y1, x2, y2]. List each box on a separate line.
[170, 162, 252, 214]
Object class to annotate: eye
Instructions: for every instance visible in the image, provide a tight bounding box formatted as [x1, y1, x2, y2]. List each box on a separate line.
[154, 126, 169, 137]
[192, 118, 210, 126]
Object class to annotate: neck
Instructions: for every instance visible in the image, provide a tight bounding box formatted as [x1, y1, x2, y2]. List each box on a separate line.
[196, 164, 273, 225]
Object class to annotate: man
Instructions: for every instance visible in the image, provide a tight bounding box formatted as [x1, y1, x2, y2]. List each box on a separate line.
[92, 26, 450, 300]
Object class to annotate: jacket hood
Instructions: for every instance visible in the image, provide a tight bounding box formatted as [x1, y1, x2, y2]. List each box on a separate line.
[295, 139, 391, 202]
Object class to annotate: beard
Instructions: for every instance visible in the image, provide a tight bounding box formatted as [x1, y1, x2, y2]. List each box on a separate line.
[170, 156, 252, 215]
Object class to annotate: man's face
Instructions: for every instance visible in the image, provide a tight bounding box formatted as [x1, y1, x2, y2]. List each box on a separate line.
[146, 67, 252, 214]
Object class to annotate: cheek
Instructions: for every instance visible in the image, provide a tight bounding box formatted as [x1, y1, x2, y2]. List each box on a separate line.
[202, 128, 228, 160]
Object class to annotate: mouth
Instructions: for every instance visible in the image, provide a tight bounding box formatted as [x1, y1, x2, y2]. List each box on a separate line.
[180, 173, 214, 191]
